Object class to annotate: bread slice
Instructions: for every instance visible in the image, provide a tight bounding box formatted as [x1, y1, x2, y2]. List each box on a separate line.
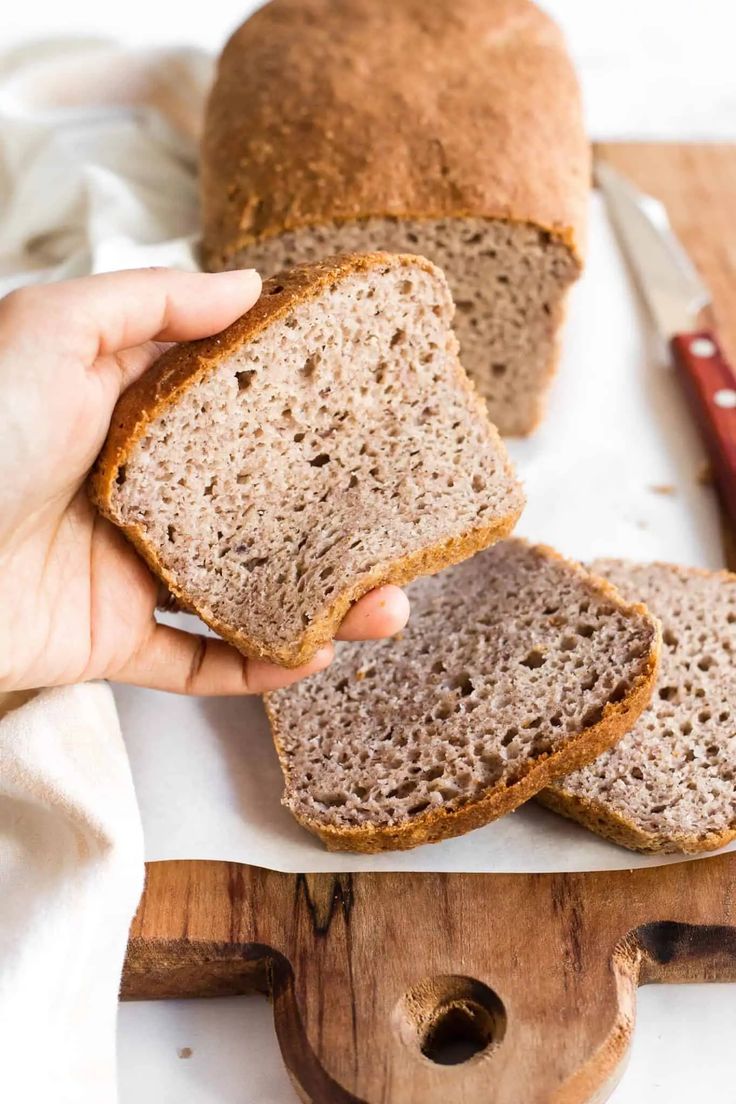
[201, 0, 590, 435]
[265, 540, 660, 851]
[540, 561, 736, 854]
[90, 253, 523, 667]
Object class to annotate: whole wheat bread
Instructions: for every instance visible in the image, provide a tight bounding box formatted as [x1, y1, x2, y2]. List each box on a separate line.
[540, 560, 736, 854]
[201, 0, 590, 435]
[90, 253, 523, 668]
[265, 540, 660, 852]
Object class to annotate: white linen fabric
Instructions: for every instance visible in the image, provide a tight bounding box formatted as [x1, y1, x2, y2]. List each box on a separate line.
[0, 685, 143, 1103]
[0, 41, 211, 1103]
[0, 39, 212, 295]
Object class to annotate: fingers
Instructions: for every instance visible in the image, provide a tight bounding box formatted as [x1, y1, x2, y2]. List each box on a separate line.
[114, 623, 334, 696]
[0, 267, 261, 383]
[114, 584, 410, 695]
[336, 585, 410, 641]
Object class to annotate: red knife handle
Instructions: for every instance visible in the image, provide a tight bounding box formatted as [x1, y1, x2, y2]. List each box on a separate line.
[670, 330, 736, 526]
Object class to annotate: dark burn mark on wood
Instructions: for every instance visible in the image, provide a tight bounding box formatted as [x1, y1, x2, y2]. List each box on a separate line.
[298, 873, 355, 935]
[636, 921, 736, 968]
[296, 873, 354, 935]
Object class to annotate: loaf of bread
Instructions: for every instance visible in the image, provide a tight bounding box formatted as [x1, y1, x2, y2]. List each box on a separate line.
[90, 253, 523, 667]
[265, 541, 660, 852]
[540, 561, 736, 854]
[201, 0, 589, 436]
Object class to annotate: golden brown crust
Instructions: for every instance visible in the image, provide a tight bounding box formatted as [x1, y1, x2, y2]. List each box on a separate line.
[536, 787, 736, 856]
[90, 251, 523, 668]
[200, 0, 590, 269]
[265, 544, 662, 851]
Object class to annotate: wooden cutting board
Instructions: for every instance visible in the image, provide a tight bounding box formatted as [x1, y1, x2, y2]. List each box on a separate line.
[121, 144, 736, 1103]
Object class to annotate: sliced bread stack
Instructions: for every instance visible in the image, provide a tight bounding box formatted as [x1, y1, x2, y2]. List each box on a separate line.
[91, 253, 523, 667]
[265, 540, 660, 851]
[540, 561, 736, 854]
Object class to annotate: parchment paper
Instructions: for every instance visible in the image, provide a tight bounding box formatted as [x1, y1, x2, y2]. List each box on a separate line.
[115, 196, 732, 872]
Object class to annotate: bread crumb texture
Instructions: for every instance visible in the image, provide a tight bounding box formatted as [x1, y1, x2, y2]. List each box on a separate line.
[542, 560, 736, 853]
[267, 540, 659, 851]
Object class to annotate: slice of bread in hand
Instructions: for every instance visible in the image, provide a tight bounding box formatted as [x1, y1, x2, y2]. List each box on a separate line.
[265, 540, 660, 852]
[540, 560, 736, 854]
[90, 253, 524, 667]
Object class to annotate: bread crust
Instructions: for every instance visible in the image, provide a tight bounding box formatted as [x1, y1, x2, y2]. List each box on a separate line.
[200, 0, 590, 270]
[536, 787, 736, 856]
[90, 252, 523, 668]
[264, 543, 662, 851]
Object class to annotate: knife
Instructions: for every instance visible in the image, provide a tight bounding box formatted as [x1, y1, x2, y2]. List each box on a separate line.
[596, 160, 736, 527]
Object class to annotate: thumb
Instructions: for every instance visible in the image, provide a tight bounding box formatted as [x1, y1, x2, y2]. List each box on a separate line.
[0, 266, 262, 386]
[0, 268, 261, 515]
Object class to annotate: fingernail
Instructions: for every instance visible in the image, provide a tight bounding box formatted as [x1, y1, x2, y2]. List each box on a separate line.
[213, 267, 260, 279]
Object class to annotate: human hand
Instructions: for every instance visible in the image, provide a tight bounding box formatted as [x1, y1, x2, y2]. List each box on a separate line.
[0, 268, 410, 695]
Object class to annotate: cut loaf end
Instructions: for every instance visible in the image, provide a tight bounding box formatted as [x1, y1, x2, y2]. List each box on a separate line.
[540, 561, 736, 854]
[91, 253, 523, 667]
[265, 540, 660, 852]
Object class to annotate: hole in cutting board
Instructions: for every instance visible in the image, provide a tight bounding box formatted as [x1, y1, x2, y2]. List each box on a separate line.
[422, 1004, 492, 1065]
[393, 975, 506, 1066]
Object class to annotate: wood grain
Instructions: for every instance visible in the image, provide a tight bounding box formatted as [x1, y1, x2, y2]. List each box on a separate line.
[122, 145, 736, 1102]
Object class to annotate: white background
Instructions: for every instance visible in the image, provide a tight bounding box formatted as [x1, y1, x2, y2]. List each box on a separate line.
[3, 1, 736, 1101]
[4, 0, 736, 140]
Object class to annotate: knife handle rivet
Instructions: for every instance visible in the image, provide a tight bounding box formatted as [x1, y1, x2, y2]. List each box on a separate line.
[714, 388, 736, 409]
[691, 337, 717, 357]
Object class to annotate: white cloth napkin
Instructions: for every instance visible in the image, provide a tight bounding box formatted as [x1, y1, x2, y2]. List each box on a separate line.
[0, 39, 212, 294]
[0, 41, 213, 1103]
[0, 687, 143, 1103]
